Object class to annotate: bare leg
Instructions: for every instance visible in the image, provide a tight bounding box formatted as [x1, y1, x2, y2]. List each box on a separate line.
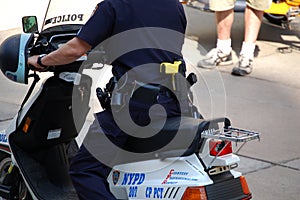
[244, 6, 264, 43]
[231, 6, 264, 76]
[216, 9, 234, 40]
[197, 9, 235, 68]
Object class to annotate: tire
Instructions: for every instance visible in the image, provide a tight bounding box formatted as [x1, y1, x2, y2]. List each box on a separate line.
[0, 156, 11, 184]
[0, 152, 32, 200]
[264, 13, 287, 26]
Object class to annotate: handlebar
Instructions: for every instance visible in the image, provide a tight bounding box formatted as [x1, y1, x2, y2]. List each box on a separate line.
[27, 32, 107, 73]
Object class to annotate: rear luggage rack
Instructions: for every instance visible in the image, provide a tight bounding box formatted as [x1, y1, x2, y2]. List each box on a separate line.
[201, 127, 260, 143]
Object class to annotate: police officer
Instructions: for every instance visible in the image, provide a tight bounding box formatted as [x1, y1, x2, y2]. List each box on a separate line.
[28, 0, 187, 199]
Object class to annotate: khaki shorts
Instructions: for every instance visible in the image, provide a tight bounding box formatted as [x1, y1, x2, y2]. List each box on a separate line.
[209, 0, 272, 11]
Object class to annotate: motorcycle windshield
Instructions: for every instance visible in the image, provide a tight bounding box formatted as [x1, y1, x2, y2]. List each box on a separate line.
[42, 0, 101, 32]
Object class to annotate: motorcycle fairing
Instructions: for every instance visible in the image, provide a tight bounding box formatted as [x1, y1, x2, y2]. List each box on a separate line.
[108, 154, 213, 199]
[41, 0, 102, 31]
[264, 1, 291, 15]
[108, 154, 247, 200]
[286, 0, 300, 5]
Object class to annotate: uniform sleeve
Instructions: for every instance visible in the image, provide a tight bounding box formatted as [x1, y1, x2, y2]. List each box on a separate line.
[177, 1, 187, 32]
[77, 1, 115, 48]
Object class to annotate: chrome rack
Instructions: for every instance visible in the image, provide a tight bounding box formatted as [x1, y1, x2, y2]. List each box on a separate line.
[201, 127, 260, 143]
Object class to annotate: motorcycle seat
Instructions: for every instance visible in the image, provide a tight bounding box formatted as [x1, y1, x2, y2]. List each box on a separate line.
[123, 116, 222, 158]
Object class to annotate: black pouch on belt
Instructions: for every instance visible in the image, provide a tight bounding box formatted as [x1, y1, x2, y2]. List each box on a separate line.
[130, 81, 160, 104]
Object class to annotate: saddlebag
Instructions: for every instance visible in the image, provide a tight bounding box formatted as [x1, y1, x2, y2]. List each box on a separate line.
[10, 74, 92, 152]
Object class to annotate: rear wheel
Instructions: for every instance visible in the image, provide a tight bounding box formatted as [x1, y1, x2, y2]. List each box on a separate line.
[264, 13, 287, 26]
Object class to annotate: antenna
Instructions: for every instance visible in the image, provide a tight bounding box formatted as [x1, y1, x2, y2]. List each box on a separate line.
[41, 0, 52, 31]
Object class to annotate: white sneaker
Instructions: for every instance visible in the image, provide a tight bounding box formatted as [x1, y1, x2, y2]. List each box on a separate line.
[231, 55, 253, 76]
[197, 48, 233, 69]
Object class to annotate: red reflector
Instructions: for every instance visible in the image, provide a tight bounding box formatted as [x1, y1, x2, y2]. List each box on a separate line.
[209, 140, 232, 156]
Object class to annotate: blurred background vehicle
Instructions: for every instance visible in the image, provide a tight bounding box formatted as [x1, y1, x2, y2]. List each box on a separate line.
[186, 0, 300, 30]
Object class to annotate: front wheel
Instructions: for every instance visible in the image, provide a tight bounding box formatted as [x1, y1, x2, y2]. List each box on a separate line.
[0, 152, 31, 200]
[0, 156, 11, 184]
[264, 13, 287, 26]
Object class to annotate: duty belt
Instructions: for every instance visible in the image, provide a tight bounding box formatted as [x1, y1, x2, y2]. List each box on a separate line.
[129, 81, 174, 104]
[96, 60, 197, 111]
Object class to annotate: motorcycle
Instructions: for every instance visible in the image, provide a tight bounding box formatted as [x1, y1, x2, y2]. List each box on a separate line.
[0, 0, 260, 199]
[264, 0, 300, 29]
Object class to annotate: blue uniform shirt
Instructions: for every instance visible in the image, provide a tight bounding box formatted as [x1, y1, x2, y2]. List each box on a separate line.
[77, 0, 187, 82]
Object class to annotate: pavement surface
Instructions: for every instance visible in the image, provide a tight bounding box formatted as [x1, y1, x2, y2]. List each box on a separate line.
[0, 4, 300, 200]
[183, 6, 300, 200]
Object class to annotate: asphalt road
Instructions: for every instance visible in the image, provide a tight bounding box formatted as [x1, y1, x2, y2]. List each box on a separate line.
[0, 5, 300, 200]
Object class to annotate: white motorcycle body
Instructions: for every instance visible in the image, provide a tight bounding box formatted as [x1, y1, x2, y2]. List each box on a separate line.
[108, 154, 242, 200]
[107, 133, 251, 200]
[0, 1, 260, 199]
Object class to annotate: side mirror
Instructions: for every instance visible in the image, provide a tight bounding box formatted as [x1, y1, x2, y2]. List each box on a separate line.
[22, 16, 39, 33]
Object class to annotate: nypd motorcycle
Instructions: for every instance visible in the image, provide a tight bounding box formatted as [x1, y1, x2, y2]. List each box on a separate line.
[0, 0, 260, 199]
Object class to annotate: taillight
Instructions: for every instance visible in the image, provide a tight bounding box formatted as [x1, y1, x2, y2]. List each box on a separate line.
[209, 140, 232, 156]
[181, 186, 207, 200]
